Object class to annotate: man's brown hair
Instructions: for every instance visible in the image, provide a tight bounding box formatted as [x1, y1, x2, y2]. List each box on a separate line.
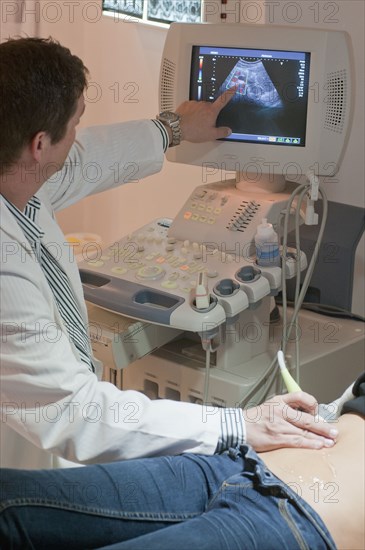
[0, 37, 88, 174]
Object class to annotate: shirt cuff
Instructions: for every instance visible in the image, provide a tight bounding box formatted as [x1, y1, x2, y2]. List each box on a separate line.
[215, 408, 246, 454]
[151, 119, 170, 152]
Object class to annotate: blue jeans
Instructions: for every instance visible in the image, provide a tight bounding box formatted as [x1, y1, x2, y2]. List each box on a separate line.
[0, 445, 336, 550]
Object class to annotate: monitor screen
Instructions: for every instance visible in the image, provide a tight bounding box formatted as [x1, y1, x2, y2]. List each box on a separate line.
[190, 46, 310, 148]
[160, 23, 353, 186]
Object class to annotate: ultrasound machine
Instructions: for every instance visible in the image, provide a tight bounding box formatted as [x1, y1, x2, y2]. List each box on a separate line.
[79, 23, 364, 407]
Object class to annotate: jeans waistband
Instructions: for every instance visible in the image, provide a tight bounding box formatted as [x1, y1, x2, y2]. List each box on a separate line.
[228, 444, 337, 550]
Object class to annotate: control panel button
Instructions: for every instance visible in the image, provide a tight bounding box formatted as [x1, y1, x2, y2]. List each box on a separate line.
[112, 266, 128, 275]
[86, 260, 104, 268]
[136, 265, 166, 280]
[161, 280, 178, 290]
[236, 265, 261, 282]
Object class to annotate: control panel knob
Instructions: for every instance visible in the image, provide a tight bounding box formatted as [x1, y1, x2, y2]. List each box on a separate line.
[237, 266, 257, 282]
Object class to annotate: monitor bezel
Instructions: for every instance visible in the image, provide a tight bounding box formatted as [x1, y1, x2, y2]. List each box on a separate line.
[160, 23, 353, 186]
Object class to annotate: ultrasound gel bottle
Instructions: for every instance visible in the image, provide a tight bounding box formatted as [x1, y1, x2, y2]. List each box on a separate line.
[255, 218, 280, 267]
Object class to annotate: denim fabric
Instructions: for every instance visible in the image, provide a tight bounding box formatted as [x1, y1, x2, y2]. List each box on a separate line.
[0, 446, 336, 550]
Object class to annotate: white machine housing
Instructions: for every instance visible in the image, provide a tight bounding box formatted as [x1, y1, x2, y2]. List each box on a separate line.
[80, 181, 310, 405]
[160, 23, 353, 186]
[82, 23, 362, 408]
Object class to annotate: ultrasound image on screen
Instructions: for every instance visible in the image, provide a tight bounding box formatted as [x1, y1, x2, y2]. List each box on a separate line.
[222, 59, 283, 108]
[148, 0, 201, 23]
[190, 46, 310, 146]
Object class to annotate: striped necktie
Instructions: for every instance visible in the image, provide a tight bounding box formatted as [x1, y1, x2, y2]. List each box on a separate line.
[4, 196, 94, 372]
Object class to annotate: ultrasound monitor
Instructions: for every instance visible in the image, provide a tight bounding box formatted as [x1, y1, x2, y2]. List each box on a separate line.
[159, 23, 353, 191]
[190, 46, 310, 148]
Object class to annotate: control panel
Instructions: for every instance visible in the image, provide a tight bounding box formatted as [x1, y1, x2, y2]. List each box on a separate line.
[168, 181, 287, 251]
[79, 184, 306, 333]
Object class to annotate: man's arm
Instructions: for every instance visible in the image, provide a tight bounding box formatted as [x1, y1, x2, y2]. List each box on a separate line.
[45, 89, 236, 211]
[44, 120, 166, 211]
[0, 260, 224, 463]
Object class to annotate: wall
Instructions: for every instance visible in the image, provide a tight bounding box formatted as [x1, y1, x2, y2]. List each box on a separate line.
[0, 0, 38, 39]
[1, 0, 363, 315]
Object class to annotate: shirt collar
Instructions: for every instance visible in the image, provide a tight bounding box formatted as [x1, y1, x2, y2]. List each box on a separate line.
[2, 195, 44, 247]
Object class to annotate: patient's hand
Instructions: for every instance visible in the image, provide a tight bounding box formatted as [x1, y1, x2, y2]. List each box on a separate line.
[243, 392, 339, 452]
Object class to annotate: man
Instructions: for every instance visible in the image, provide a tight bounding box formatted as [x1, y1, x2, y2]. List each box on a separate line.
[0, 37, 338, 471]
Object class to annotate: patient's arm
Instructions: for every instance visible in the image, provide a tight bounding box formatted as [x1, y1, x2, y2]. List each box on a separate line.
[260, 414, 365, 550]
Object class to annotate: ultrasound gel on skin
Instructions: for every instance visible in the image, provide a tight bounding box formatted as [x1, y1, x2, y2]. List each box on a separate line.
[255, 218, 280, 267]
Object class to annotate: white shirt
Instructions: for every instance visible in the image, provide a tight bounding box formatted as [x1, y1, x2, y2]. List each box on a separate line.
[0, 120, 244, 469]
